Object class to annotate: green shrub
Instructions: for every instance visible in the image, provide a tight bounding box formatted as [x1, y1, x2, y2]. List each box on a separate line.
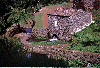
[36, 37, 48, 39]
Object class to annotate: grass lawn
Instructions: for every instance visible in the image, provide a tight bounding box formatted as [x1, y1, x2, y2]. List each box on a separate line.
[31, 40, 67, 46]
[35, 13, 43, 29]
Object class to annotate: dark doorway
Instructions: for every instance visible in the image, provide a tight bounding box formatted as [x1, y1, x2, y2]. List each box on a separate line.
[52, 34, 58, 39]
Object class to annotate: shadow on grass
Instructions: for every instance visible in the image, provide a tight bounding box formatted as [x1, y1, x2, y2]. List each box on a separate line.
[81, 41, 96, 47]
[93, 28, 100, 32]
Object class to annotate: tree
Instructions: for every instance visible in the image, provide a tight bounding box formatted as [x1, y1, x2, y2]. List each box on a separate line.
[4, 6, 34, 32]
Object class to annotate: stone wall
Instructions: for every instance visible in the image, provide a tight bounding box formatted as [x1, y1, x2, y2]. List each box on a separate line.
[32, 28, 49, 38]
[23, 43, 100, 64]
[47, 15, 72, 41]
[20, 33, 100, 64]
[69, 9, 92, 34]
[47, 7, 92, 41]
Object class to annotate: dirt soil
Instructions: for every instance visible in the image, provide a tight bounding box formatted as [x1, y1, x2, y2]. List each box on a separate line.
[34, 5, 61, 28]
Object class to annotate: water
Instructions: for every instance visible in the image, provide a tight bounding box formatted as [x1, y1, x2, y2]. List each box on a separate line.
[23, 28, 32, 34]
[26, 52, 31, 58]
[23, 28, 33, 38]
[28, 34, 32, 38]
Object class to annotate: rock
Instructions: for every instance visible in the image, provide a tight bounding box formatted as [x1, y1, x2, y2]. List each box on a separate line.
[32, 28, 49, 38]
[5, 27, 19, 37]
[49, 7, 77, 16]
[69, 9, 92, 33]
[12, 23, 21, 27]
[13, 33, 23, 39]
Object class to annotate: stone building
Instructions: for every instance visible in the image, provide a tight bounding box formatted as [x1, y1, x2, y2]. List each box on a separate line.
[47, 7, 92, 42]
[73, 0, 100, 11]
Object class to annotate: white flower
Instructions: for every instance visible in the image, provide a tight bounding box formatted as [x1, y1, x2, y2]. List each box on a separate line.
[87, 63, 91, 67]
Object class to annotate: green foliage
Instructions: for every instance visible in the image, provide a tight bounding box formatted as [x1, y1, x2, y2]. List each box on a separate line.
[11, 0, 28, 8]
[0, 0, 12, 34]
[0, 0, 35, 34]
[0, 20, 8, 34]
[31, 40, 67, 46]
[79, 33, 100, 44]
[5, 7, 34, 24]
[92, 9, 100, 17]
[68, 25, 100, 53]
[68, 59, 86, 67]
[61, 2, 67, 8]
[36, 37, 48, 39]
[61, 2, 73, 8]
[0, 36, 23, 53]
[91, 9, 100, 23]
[94, 14, 100, 23]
